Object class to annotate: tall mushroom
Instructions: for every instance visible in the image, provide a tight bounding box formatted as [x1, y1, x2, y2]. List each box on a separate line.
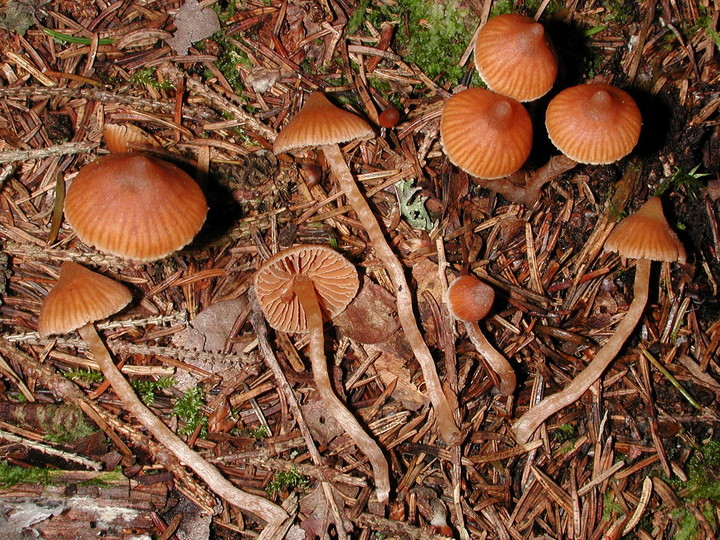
[446, 275, 516, 396]
[274, 92, 460, 445]
[64, 153, 208, 261]
[513, 197, 686, 443]
[39, 261, 288, 526]
[253, 244, 390, 503]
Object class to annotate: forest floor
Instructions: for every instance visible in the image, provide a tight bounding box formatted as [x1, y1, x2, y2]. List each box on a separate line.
[0, 0, 719, 538]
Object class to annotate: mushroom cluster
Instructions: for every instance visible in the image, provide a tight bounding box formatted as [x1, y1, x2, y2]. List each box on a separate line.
[441, 13, 642, 207]
[38, 142, 289, 526]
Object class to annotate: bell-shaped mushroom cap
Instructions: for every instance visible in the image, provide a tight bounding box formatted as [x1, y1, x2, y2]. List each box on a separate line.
[38, 262, 132, 337]
[474, 13, 558, 102]
[545, 83, 642, 165]
[447, 275, 495, 323]
[604, 197, 686, 263]
[273, 92, 374, 154]
[441, 87, 532, 179]
[253, 245, 359, 334]
[64, 153, 208, 262]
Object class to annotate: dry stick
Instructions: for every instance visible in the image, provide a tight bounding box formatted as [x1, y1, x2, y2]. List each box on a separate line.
[76, 323, 288, 526]
[322, 143, 461, 445]
[293, 276, 391, 503]
[463, 322, 516, 396]
[0, 142, 98, 164]
[248, 289, 350, 539]
[513, 259, 650, 443]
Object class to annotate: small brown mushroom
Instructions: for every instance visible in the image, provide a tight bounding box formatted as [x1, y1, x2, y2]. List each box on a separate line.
[39, 262, 288, 526]
[253, 244, 391, 503]
[447, 275, 516, 396]
[274, 92, 460, 445]
[513, 197, 686, 443]
[64, 153, 208, 261]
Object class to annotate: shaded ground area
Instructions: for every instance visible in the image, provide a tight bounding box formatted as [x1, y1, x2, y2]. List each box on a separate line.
[0, 0, 719, 538]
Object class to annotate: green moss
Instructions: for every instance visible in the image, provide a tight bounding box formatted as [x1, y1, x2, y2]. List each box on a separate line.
[0, 461, 52, 487]
[64, 367, 104, 383]
[553, 422, 578, 444]
[266, 466, 309, 496]
[130, 67, 175, 90]
[131, 376, 175, 406]
[234, 425, 269, 439]
[172, 386, 208, 437]
[350, 0, 477, 87]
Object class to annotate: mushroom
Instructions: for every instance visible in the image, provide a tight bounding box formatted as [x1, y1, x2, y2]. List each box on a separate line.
[274, 92, 460, 445]
[39, 261, 288, 525]
[513, 197, 686, 443]
[441, 87, 533, 181]
[446, 275, 516, 396]
[253, 244, 390, 502]
[474, 13, 558, 102]
[64, 153, 208, 261]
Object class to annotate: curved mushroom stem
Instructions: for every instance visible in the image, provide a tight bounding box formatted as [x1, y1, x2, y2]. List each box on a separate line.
[513, 258, 651, 443]
[322, 143, 461, 445]
[479, 155, 578, 207]
[77, 323, 288, 525]
[293, 275, 391, 503]
[463, 321, 516, 396]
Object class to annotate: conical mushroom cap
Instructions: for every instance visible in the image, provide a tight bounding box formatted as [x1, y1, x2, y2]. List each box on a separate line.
[38, 262, 132, 337]
[446, 275, 495, 323]
[273, 92, 374, 154]
[545, 83, 642, 164]
[441, 87, 532, 179]
[474, 13, 557, 102]
[64, 153, 208, 262]
[253, 245, 359, 333]
[604, 197, 686, 263]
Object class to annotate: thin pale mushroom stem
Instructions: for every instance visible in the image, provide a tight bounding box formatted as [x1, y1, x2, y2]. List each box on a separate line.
[76, 323, 288, 525]
[513, 258, 651, 444]
[322, 143, 461, 445]
[479, 155, 578, 207]
[463, 321, 516, 396]
[293, 275, 391, 503]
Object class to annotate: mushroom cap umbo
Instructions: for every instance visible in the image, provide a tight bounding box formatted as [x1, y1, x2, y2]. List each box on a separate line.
[64, 153, 208, 262]
[273, 92, 374, 154]
[446, 275, 496, 323]
[545, 83, 642, 165]
[474, 13, 558, 102]
[604, 197, 686, 263]
[441, 87, 533, 179]
[253, 244, 360, 334]
[38, 261, 132, 337]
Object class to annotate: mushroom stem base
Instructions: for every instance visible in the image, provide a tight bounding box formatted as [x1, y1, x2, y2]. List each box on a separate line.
[513, 258, 651, 443]
[77, 323, 288, 525]
[293, 275, 391, 503]
[322, 143, 461, 445]
[464, 322, 516, 396]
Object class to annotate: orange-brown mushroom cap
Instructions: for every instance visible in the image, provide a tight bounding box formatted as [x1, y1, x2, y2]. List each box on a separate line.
[253, 245, 360, 333]
[474, 13, 558, 102]
[604, 197, 687, 263]
[545, 83, 642, 165]
[64, 153, 208, 262]
[273, 92, 374, 154]
[441, 87, 532, 179]
[447, 275, 495, 323]
[38, 261, 132, 337]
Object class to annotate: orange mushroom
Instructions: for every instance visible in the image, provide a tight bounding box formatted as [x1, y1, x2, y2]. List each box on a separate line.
[274, 92, 460, 445]
[447, 275, 516, 396]
[64, 153, 208, 261]
[474, 13, 558, 102]
[513, 198, 686, 443]
[39, 262, 287, 525]
[253, 244, 391, 502]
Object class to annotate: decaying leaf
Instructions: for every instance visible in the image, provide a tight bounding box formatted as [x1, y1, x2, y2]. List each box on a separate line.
[372, 345, 429, 411]
[334, 277, 399, 344]
[0, 0, 48, 36]
[166, 0, 220, 56]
